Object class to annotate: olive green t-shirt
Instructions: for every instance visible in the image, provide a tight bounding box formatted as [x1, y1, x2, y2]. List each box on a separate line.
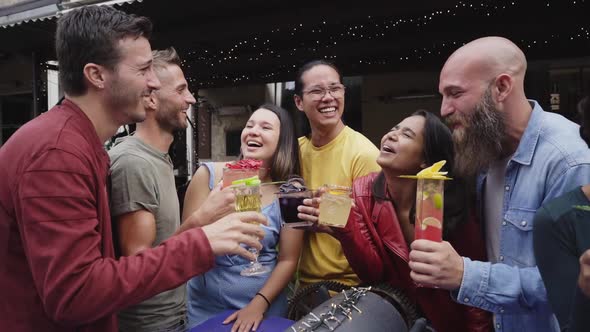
[109, 136, 185, 331]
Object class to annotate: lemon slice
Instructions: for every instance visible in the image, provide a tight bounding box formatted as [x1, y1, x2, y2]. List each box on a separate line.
[417, 160, 446, 176]
[399, 160, 452, 180]
[323, 185, 351, 196]
[232, 175, 261, 187]
[421, 217, 442, 230]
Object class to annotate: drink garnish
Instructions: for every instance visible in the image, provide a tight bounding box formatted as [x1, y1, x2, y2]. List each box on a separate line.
[225, 159, 263, 170]
[278, 175, 307, 193]
[573, 205, 590, 211]
[399, 160, 453, 180]
[232, 175, 261, 187]
[421, 217, 442, 230]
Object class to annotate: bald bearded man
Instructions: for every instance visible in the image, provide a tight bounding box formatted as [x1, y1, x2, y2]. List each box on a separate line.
[408, 37, 590, 332]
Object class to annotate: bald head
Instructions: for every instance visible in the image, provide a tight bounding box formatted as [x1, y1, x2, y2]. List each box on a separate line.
[443, 37, 527, 84]
[439, 37, 533, 172]
[439, 36, 529, 120]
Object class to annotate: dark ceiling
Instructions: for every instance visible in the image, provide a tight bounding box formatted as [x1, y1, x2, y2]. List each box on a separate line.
[1, 0, 589, 88]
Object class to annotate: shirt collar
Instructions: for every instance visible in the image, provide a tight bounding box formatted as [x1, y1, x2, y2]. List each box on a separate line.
[511, 100, 543, 166]
[60, 98, 110, 163]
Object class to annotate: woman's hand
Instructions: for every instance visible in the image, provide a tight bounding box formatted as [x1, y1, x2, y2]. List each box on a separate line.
[222, 296, 267, 332]
[192, 182, 235, 226]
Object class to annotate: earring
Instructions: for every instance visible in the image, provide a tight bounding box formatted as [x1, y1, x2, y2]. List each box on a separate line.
[98, 84, 104, 89]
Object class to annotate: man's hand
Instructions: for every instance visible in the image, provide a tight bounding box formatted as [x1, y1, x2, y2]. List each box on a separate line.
[193, 183, 235, 226]
[579, 249, 590, 297]
[202, 211, 267, 261]
[409, 239, 464, 290]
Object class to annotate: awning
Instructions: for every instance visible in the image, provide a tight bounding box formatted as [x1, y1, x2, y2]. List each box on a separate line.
[59, 0, 143, 15]
[0, 0, 59, 28]
[0, 0, 142, 28]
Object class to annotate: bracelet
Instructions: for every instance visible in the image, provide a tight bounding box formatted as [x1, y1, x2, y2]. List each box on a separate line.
[256, 292, 271, 308]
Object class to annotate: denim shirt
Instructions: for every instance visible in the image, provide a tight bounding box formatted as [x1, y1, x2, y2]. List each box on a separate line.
[453, 100, 590, 332]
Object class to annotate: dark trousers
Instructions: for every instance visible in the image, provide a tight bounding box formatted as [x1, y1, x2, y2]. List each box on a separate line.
[534, 208, 590, 332]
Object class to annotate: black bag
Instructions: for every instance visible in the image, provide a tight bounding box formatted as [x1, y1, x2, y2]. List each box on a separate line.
[287, 288, 408, 332]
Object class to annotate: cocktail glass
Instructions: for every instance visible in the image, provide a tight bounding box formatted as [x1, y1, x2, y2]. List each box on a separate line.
[276, 190, 314, 227]
[414, 178, 444, 242]
[232, 178, 270, 276]
[223, 167, 259, 188]
[318, 185, 352, 228]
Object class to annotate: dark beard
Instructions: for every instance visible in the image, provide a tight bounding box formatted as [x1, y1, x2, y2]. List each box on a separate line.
[155, 105, 187, 133]
[452, 88, 505, 177]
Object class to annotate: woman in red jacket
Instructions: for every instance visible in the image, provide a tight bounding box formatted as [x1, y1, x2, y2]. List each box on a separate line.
[301, 110, 491, 332]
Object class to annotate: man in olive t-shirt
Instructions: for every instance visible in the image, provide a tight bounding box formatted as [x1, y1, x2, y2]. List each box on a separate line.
[110, 136, 186, 331]
[109, 47, 197, 332]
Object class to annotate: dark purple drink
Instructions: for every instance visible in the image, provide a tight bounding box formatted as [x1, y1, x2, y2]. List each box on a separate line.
[277, 191, 313, 227]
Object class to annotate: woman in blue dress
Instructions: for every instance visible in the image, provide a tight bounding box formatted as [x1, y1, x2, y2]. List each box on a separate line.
[182, 103, 304, 331]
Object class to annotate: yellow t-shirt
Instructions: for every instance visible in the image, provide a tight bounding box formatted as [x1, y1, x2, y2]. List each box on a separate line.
[298, 126, 380, 286]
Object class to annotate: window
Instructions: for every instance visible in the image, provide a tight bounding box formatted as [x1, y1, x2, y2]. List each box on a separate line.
[226, 129, 241, 156]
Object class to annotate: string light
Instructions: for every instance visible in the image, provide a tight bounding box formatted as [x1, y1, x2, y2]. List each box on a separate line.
[180, 0, 586, 87]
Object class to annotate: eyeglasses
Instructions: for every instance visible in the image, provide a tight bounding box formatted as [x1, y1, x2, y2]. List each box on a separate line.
[302, 84, 345, 101]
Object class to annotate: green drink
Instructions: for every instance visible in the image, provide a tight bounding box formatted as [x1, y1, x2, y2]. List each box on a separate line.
[231, 176, 269, 276]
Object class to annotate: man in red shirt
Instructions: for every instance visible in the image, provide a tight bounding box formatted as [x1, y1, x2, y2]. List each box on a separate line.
[0, 6, 266, 332]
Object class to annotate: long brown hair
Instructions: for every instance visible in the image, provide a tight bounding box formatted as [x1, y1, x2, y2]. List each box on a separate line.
[256, 103, 301, 181]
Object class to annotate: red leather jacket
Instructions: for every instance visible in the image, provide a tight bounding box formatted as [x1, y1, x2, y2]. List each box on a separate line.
[334, 172, 492, 332]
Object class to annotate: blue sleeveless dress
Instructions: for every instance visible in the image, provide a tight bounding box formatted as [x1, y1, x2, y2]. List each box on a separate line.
[186, 163, 288, 327]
